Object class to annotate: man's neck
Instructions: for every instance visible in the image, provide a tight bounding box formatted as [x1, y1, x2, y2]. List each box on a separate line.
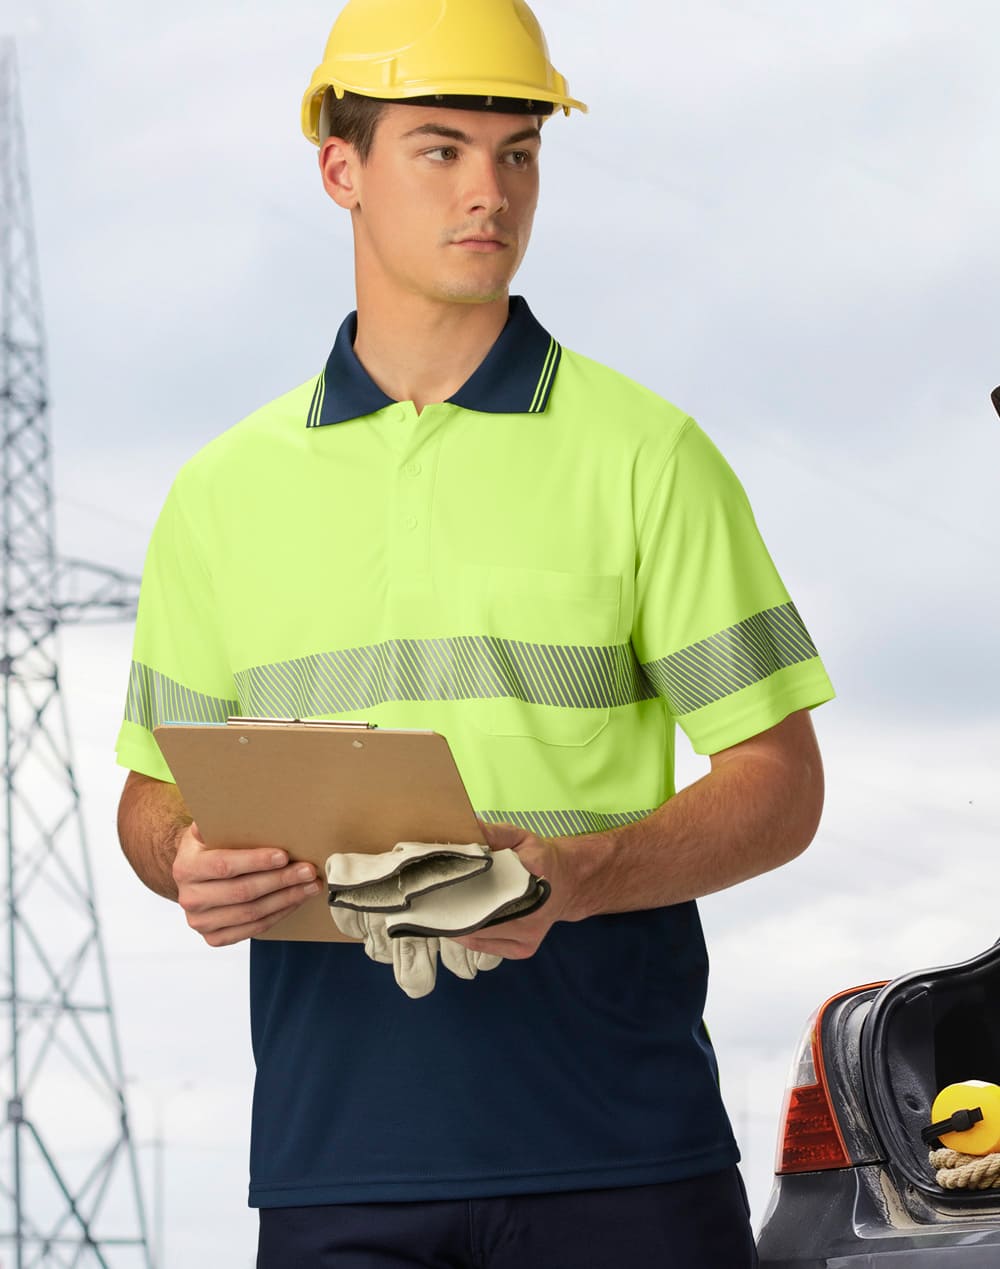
[352, 291, 510, 413]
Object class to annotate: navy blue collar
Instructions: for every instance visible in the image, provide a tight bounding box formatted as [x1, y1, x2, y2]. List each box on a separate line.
[306, 296, 562, 428]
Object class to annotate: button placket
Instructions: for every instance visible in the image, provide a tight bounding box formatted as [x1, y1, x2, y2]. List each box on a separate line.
[390, 422, 438, 579]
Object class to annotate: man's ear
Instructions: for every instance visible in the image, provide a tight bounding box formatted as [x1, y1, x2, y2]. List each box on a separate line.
[319, 137, 362, 210]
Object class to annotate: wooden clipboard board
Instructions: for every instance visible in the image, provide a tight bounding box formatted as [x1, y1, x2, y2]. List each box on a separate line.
[153, 718, 484, 943]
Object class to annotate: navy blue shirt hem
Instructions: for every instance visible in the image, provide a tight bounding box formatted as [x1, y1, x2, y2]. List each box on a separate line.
[248, 1143, 740, 1209]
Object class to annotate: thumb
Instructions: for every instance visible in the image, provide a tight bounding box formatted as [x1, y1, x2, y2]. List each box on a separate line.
[189, 821, 206, 845]
[479, 820, 532, 851]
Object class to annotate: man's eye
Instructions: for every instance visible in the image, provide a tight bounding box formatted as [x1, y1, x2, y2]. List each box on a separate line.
[504, 150, 533, 167]
[428, 146, 458, 161]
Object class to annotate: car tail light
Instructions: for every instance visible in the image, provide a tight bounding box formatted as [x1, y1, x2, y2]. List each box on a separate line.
[775, 985, 884, 1174]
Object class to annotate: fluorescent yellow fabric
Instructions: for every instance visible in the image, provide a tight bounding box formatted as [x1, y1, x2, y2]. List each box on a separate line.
[117, 331, 833, 830]
[116, 300, 835, 1205]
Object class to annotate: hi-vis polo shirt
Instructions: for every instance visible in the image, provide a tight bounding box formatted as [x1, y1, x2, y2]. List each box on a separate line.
[118, 296, 834, 1208]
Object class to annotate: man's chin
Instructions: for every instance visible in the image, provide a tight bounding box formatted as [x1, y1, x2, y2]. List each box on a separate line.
[434, 281, 512, 306]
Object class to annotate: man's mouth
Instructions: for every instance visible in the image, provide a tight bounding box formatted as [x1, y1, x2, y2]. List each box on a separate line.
[453, 235, 509, 252]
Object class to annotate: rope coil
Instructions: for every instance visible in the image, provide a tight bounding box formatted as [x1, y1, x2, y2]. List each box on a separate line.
[930, 1147, 1000, 1190]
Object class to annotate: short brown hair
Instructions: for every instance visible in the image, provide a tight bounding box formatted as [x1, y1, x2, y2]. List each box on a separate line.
[322, 90, 554, 161]
[322, 90, 386, 163]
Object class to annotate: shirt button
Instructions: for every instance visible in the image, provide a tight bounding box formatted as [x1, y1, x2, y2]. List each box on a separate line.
[404, 461, 422, 477]
[404, 516, 418, 531]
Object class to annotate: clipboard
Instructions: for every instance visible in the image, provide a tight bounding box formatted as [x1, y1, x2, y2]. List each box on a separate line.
[153, 718, 484, 943]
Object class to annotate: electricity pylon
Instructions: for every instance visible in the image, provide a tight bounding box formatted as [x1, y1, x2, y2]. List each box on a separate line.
[0, 40, 151, 1268]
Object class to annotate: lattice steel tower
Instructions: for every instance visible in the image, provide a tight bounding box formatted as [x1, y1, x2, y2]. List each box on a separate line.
[0, 40, 151, 1267]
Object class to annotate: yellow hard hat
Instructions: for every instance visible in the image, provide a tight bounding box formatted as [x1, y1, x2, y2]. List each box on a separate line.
[301, 0, 587, 146]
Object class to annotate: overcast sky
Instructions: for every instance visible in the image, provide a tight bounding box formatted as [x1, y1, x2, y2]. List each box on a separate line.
[3, 1, 1000, 1264]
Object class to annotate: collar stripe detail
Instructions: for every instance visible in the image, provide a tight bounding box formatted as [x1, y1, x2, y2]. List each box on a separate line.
[529, 338, 561, 413]
[232, 636, 655, 718]
[125, 663, 238, 731]
[310, 297, 562, 427]
[477, 807, 654, 837]
[640, 602, 819, 717]
[306, 374, 326, 430]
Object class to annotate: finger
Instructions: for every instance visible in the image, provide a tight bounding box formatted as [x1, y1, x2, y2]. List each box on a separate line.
[185, 878, 320, 938]
[439, 938, 478, 980]
[190, 821, 206, 845]
[393, 937, 439, 998]
[181, 861, 319, 914]
[510, 845, 548, 877]
[462, 938, 534, 960]
[455, 909, 547, 953]
[479, 821, 532, 850]
[453, 929, 534, 959]
[199, 898, 313, 948]
[362, 915, 394, 965]
[329, 905, 367, 941]
[177, 845, 311, 885]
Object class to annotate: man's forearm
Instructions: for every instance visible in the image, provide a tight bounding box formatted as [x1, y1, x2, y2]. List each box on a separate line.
[117, 771, 192, 901]
[560, 711, 824, 921]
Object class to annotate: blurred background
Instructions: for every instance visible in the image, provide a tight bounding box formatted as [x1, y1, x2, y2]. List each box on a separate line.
[3, 0, 999, 1262]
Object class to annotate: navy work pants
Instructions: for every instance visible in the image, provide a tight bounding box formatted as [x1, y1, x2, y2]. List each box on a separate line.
[257, 1168, 758, 1268]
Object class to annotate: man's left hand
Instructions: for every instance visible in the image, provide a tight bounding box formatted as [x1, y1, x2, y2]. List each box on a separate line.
[451, 820, 575, 960]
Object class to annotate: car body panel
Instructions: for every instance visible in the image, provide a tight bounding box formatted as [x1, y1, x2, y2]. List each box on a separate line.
[758, 1168, 1000, 1267]
[758, 945, 1000, 1264]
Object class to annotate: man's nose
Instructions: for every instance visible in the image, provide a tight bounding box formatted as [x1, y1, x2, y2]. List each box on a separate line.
[465, 157, 509, 217]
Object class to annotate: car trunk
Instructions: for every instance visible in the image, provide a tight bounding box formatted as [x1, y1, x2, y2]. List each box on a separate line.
[862, 939, 1000, 1206]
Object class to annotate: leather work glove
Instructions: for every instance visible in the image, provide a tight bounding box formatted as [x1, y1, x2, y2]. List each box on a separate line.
[326, 840, 492, 912]
[329, 902, 501, 999]
[326, 842, 550, 998]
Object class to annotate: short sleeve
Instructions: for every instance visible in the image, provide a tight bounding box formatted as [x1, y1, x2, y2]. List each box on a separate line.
[632, 419, 834, 754]
[115, 475, 239, 781]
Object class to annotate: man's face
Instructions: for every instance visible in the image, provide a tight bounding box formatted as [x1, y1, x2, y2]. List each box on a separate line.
[327, 103, 542, 307]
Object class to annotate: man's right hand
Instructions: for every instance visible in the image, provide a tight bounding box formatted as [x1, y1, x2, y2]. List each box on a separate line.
[172, 823, 320, 947]
[117, 770, 321, 947]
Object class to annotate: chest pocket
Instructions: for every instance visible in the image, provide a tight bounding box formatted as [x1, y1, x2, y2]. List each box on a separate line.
[465, 565, 622, 747]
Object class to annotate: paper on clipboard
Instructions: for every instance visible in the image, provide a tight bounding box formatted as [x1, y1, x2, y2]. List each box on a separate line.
[153, 718, 484, 943]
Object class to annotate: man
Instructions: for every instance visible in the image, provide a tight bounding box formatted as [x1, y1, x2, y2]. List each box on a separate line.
[117, 1, 833, 1265]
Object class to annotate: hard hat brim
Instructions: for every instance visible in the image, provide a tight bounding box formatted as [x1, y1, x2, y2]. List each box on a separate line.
[302, 80, 587, 147]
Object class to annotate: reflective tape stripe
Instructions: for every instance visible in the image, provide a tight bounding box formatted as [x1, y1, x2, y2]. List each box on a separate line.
[640, 602, 818, 717]
[234, 636, 654, 718]
[477, 808, 653, 837]
[125, 663, 238, 730]
[126, 602, 818, 733]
